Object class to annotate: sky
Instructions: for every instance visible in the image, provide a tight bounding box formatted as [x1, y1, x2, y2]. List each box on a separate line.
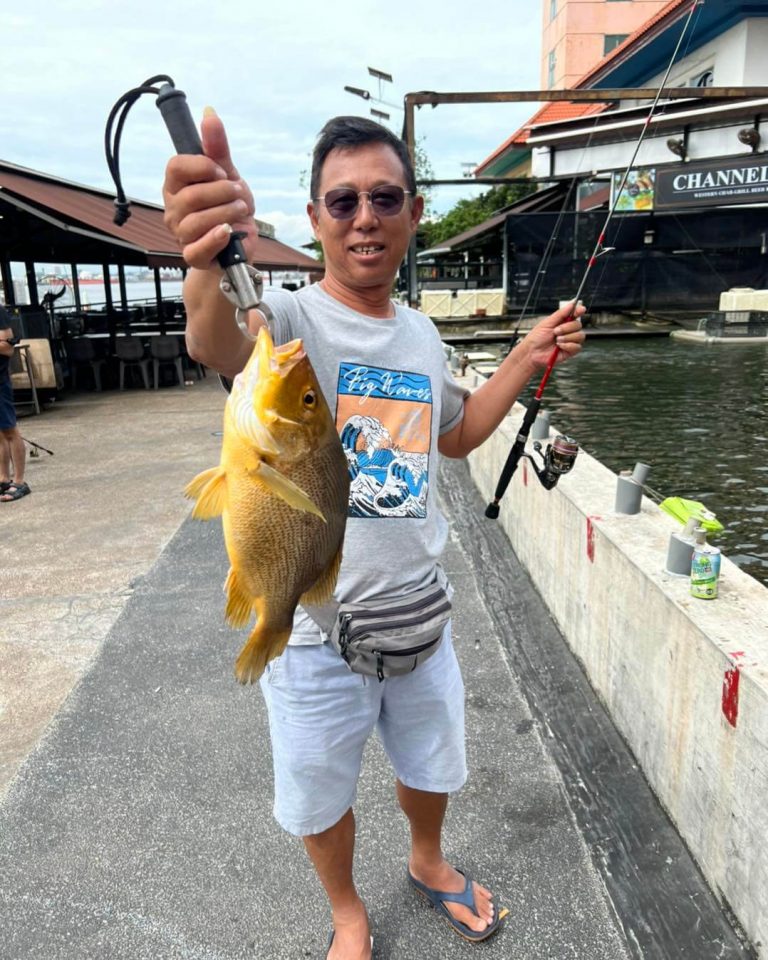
[0, 0, 545, 252]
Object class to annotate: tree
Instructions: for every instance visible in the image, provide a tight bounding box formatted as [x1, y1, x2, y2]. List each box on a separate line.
[419, 181, 534, 250]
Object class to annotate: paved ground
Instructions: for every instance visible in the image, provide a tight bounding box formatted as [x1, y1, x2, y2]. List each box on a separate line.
[0, 377, 753, 959]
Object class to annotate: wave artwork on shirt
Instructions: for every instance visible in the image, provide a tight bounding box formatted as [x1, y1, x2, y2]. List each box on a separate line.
[335, 363, 433, 519]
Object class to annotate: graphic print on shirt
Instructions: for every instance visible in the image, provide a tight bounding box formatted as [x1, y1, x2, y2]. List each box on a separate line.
[336, 363, 432, 518]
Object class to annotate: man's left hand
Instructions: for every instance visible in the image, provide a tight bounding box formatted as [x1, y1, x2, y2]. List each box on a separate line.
[522, 301, 586, 369]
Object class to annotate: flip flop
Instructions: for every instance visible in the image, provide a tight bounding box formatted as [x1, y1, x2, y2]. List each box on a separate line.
[407, 868, 508, 943]
[326, 929, 374, 958]
[0, 481, 31, 502]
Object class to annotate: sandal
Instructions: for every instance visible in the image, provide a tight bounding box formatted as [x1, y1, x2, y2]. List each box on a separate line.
[0, 480, 12, 494]
[408, 868, 508, 943]
[0, 481, 31, 502]
[325, 929, 373, 958]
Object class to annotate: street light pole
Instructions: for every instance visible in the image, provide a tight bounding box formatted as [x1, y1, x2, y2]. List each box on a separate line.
[343, 67, 402, 124]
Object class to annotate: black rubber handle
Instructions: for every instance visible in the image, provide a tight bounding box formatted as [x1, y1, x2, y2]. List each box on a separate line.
[156, 84, 248, 273]
[156, 85, 204, 155]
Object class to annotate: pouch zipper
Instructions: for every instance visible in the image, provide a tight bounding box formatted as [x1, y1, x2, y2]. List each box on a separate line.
[341, 598, 451, 646]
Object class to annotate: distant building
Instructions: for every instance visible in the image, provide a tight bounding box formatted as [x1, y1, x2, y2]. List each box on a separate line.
[541, 0, 669, 89]
[422, 0, 768, 316]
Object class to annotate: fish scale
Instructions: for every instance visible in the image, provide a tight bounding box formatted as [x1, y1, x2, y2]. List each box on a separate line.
[185, 326, 350, 683]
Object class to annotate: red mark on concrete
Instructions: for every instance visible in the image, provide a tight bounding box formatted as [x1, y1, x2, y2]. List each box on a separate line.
[523, 461, 528, 487]
[722, 668, 740, 727]
[586, 516, 601, 563]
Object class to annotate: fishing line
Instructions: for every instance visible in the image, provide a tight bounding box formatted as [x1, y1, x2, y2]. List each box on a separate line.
[485, 0, 703, 519]
[509, 113, 605, 349]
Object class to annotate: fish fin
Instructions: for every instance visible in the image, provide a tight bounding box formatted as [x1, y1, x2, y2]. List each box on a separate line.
[250, 460, 326, 522]
[300, 544, 343, 606]
[234, 619, 292, 685]
[224, 567, 253, 628]
[184, 466, 226, 519]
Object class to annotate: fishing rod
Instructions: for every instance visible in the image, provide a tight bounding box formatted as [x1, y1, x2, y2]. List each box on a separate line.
[104, 76, 262, 339]
[485, 0, 703, 520]
[21, 436, 54, 457]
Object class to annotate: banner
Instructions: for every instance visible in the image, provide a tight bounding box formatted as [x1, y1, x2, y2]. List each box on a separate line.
[612, 168, 655, 211]
[655, 155, 768, 209]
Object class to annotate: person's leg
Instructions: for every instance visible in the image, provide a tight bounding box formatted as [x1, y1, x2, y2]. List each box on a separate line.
[9, 427, 25, 483]
[303, 808, 371, 959]
[0, 431, 10, 482]
[396, 781, 494, 934]
[260, 642, 378, 959]
[378, 623, 498, 934]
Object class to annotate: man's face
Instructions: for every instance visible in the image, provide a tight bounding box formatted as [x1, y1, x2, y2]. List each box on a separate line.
[307, 142, 423, 293]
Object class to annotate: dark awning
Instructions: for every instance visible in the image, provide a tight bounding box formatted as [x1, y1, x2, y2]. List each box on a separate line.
[0, 161, 323, 273]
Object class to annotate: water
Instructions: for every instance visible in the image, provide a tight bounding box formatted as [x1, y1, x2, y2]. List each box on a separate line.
[37, 279, 184, 310]
[517, 338, 768, 587]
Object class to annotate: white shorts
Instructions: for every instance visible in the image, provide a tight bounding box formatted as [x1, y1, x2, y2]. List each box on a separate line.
[259, 623, 467, 836]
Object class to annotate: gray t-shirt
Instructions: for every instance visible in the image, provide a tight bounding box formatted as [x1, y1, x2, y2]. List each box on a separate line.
[262, 283, 468, 644]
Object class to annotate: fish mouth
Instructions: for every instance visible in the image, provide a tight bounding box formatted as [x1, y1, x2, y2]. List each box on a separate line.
[258, 327, 306, 378]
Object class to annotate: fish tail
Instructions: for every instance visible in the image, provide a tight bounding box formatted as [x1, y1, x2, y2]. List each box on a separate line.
[234, 622, 292, 685]
[184, 466, 227, 519]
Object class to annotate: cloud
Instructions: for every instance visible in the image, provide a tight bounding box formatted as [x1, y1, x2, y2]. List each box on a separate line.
[1, 0, 543, 254]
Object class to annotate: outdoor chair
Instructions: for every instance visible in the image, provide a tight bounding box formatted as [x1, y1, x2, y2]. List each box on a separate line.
[67, 337, 105, 392]
[150, 335, 184, 389]
[116, 337, 151, 390]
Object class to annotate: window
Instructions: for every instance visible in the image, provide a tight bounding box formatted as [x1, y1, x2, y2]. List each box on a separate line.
[604, 34, 628, 55]
[550, 0, 557, 19]
[548, 50, 556, 88]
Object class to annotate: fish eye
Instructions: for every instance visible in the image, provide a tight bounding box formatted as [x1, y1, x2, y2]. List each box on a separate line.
[303, 390, 316, 407]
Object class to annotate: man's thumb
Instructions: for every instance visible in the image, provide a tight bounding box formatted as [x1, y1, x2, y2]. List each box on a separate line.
[201, 107, 239, 179]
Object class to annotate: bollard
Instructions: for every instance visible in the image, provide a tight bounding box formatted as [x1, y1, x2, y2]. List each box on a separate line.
[531, 409, 550, 441]
[615, 462, 651, 515]
[615, 475, 643, 514]
[666, 531, 695, 575]
[631, 462, 651, 486]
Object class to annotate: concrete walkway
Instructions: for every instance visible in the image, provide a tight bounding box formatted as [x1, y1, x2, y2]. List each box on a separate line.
[0, 379, 750, 959]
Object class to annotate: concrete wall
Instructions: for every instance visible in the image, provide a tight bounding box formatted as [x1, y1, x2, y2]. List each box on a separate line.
[466, 398, 768, 955]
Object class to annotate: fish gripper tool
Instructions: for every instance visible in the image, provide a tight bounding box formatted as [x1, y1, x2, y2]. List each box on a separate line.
[105, 75, 262, 341]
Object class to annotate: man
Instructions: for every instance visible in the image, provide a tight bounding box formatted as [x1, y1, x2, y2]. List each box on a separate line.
[0, 307, 30, 503]
[163, 111, 584, 960]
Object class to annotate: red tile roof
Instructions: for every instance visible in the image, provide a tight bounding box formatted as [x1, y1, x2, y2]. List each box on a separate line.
[476, 0, 690, 175]
[476, 102, 605, 174]
[0, 163, 323, 273]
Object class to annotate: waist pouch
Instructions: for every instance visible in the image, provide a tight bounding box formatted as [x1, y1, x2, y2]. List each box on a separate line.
[306, 582, 451, 682]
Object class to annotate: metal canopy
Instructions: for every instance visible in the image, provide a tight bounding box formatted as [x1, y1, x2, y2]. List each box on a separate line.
[0, 161, 323, 273]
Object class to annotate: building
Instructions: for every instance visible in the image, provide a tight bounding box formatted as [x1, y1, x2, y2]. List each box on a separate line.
[542, 0, 669, 89]
[421, 0, 768, 318]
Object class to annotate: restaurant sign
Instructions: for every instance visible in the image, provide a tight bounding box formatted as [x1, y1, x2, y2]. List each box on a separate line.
[655, 155, 768, 209]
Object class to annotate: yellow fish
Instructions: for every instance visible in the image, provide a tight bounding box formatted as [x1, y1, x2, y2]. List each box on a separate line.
[185, 326, 349, 683]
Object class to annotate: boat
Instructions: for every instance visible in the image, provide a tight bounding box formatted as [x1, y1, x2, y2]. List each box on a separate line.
[670, 310, 768, 344]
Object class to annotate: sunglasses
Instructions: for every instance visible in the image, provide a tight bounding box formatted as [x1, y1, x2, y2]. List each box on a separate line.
[313, 184, 411, 220]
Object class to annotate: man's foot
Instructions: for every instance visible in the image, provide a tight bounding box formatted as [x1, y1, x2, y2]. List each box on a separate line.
[408, 859, 506, 941]
[0, 481, 30, 502]
[327, 900, 372, 960]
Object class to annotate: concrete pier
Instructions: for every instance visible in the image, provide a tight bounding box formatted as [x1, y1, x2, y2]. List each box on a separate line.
[0, 377, 757, 958]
